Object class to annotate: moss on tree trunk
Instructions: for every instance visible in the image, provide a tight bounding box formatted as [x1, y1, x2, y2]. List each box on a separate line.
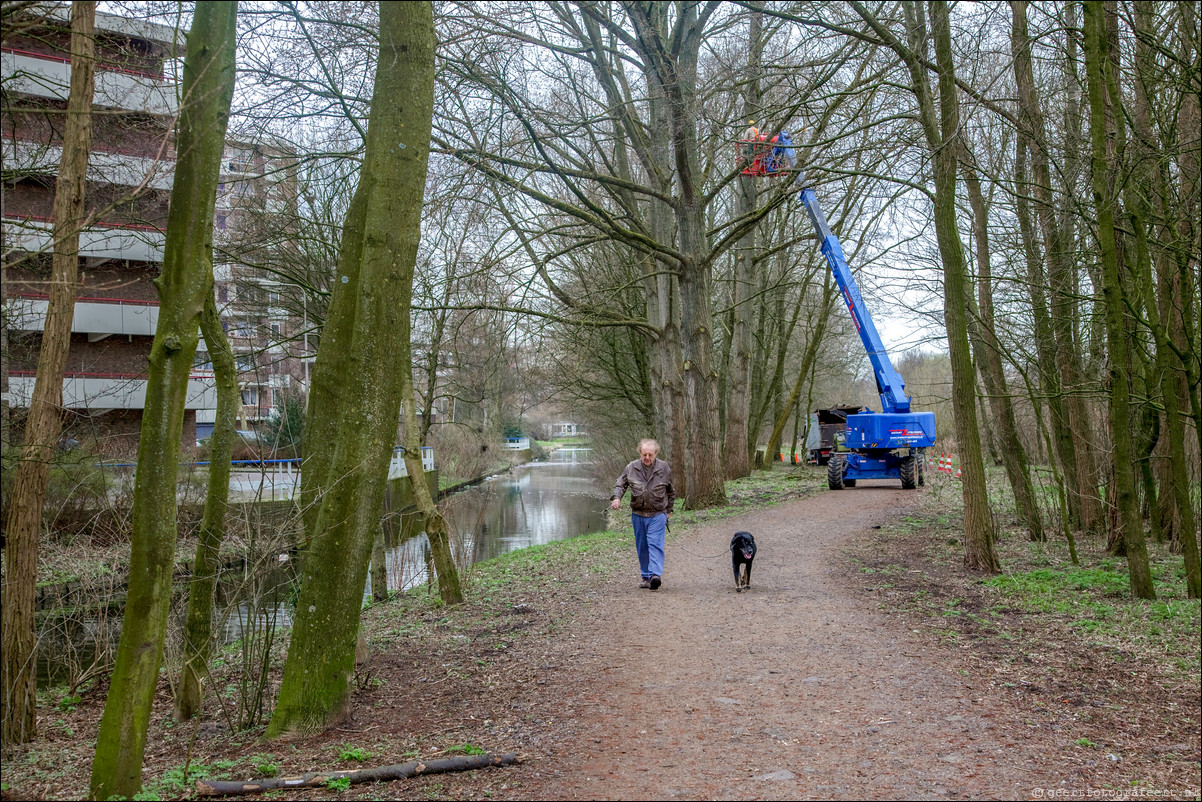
[175, 294, 241, 720]
[960, 154, 1044, 544]
[1082, 0, 1155, 600]
[267, 1, 438, 737]
[928, 0, 998, 573]
[89, 5, 238, 798]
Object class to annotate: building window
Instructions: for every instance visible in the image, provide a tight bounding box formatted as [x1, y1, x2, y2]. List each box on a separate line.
[240, 387, 258, 407]
[216, 215, 227, 230]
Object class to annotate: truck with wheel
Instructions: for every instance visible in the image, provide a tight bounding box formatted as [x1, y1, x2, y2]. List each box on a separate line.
[805, 405, 865, 465]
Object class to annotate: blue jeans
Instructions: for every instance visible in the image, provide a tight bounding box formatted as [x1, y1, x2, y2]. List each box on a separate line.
[633, 513, 666, 579]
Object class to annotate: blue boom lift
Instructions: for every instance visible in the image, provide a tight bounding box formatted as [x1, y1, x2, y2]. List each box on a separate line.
[738, 130, 936, 489]
[796, 183, 935, 489]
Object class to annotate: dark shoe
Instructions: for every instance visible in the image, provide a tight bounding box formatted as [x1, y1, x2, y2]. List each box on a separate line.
[639, 579, 651, 589]
[649, 575, 661, 590]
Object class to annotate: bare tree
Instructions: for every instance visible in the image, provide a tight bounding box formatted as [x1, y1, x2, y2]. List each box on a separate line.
[1081, 0, 1154, 599]
[850, 0, 998, 571]
[1, 0, 95, 748]
[267, 0, 440, 736]
[90, 4, 238, 797]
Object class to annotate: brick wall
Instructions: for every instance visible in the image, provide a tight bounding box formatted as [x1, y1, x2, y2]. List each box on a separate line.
[3, 101, 174, 160]
[13, 333, 155, 375]
[4, 24, 169, 77]
[2, 179, 170, 230]
[4, 261, 160, 302]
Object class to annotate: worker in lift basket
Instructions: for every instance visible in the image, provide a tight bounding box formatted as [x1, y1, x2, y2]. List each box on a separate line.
[742, 119, 762, 166]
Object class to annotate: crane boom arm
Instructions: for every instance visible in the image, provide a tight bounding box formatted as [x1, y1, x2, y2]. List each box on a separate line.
[797, 186, 911, 414]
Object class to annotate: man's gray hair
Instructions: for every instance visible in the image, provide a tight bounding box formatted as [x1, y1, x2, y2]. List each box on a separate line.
[638, 438, 660, 455]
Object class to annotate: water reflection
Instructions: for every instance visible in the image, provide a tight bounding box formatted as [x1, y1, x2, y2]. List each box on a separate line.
[37, 449, 605, 686]
[379, 448, 607, 594]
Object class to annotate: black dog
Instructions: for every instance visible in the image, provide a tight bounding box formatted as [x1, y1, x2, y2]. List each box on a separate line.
[730, 531, 757, 592]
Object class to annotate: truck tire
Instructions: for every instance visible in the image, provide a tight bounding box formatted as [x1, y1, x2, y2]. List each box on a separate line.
[900, 455, 918, 489]
[827, 455, 846, 490]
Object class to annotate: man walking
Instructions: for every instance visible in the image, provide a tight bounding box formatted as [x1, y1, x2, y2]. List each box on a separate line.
[611, 438, 676, 590]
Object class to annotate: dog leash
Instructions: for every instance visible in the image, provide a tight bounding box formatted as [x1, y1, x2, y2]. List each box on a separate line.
[672, 542, 736, 561]
[664, 517, 741, 561]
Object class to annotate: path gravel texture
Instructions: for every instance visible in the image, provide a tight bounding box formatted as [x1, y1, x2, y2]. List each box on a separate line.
[519, 482, 1058, 800]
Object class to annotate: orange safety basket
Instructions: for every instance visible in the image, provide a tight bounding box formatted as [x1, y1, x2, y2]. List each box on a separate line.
[736, 138, 792, 177]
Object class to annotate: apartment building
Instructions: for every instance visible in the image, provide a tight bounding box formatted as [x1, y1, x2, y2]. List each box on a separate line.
[1, 4, 215, 455]
[203, 138, 308, 440]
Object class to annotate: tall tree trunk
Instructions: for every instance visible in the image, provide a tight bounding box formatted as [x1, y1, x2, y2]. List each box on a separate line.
[90, 5, 237, 797]
[626, 2, 725, 509]
[1, 0, 96, 748]
[1130, 1, 1199, 596]
[174, 294, 239, 721]
[1009, 0, 1105, 532]
[961, 154, 1044, 541]
[677, 249, 725, 508]
[371, 524, 390, 603]
[928, 0, 998, 572]
[724, 4, 763, 480]
[266, 1, 438, 737]
[1170, 2, 1201, 457]
[765, 273, 835, 463]
[1014, 136, 1082, 528]
[399, 380, 461, 605]
[752, 252, 809, 466]
[643, 73, 687, 498]
[851, 0, 996, 571]
[1082, 0, 1155, 599]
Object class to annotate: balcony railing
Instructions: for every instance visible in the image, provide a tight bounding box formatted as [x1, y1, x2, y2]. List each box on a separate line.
[388, 446, 435, 480]
[2, 215, 165, 263]
[6, 294, 159, 338]
[1, 46, 165, 79]
[2, 48, 178, 116]
[505, 437, 531, 450]
[6, 371, 216, 411]
[2, 138, 174, 191]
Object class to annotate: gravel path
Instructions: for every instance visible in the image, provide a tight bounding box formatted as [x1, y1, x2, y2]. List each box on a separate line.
[522, 482, 1057, 800]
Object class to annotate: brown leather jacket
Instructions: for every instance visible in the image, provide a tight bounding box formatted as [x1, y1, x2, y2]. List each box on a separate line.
[612, 458, 676, 517]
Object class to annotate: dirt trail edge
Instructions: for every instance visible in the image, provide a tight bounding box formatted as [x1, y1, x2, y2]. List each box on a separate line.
[519, 482, 1054, 801]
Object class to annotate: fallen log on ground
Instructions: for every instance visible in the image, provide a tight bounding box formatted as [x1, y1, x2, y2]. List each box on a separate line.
[195, 752, 520, 797]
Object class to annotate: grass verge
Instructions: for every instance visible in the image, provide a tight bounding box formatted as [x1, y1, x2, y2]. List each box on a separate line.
[849, 467, 1201, 793]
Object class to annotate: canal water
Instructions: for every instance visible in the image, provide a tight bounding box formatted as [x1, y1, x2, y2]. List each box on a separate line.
[37, 448, 607, 687]
[377, 447, 608, 594]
